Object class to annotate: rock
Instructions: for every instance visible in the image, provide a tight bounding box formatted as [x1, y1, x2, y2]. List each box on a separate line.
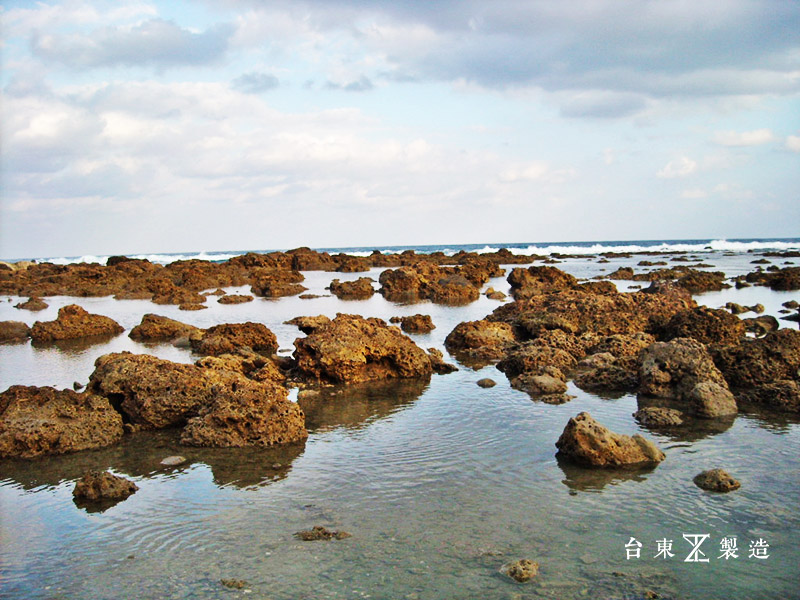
[693, 469, 741, 492]
[639, 338, 730, 402]
[293, 314, 433, 384]
[250, 268, 307, 297]
[195, 351, 285, 384]
[378, 263, 481, 305]
[0, 386, 123, 458]
[295, 526, 351, 541]
[129, 314, 202, 342]
[500, 559, 539, 583]
[687, 381, 738, 418]
[427, 348, 458, 374]
[659, 307, 745, 345]
[711, 329, 800, 389]
[73, 381, 84, 390]
[742, 315, 779, 337]
[512, 368, 570, 402]
[555, 412, 665, 467]
[675, 270, 730, 293]
[14, 296, 48, 311]
[73, 470, 138, 502]
[396, 314, 435, 334]
[726, 302, 748, 315]
[783, 300, 799, 309]
[220, 579, 248, 590]
[737, 381, 800, 413]
[160, 455, 187, 466]
[444, 320, 516, 364]
[633, 407, 684, 427]
[329, 277, 375, 300]
[507, 265, 577, 299]
[485, 288, 507, 300]
[477, 378, 496, 388]
[285, 315, 332, 334]
[217, 294, 254, 304]
[574, 357, 639, 393]
[178, 303, 207, 311]
[497, 343, 577, 379]
[190, 322, 278, 357]
[749, 303, 765, 314]
[0, 321, 31, 344]
[586, 333, 655, 358]
[30, 305, 124, 342]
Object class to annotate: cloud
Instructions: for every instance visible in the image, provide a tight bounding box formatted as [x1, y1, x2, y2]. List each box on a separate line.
[786, 135, 800, 153]
[657, 156, 697, 179]
[681, 189, 708, 199]
[324, 76, 375, 92]
[232, 72, 280, 93]
[557, 91, 648, 119]
[30, 18, 234, 69]
[713, 128, 776, 146]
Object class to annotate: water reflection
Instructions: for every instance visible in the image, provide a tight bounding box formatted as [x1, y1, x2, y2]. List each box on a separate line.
[556, 455, 657, 493]
[298, 377, 429, 433]
[0, 429, 306, 492]
[635, 396, 736, 442]
[31, 332, 122, 353]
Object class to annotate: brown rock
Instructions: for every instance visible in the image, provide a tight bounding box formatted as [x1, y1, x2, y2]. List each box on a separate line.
[31, 304, 124, 342]
[711, 329, 800, 389]
[633, 407, 684, 427]
[0, 321, 31, 344]
[285, 315, 332, 334]
[659, 307, 745, 345]
[742, 315, 779, 337]
[250, 268, 307, 297]
[693, 469, 741, 492]
[507, 265, 577, 299]
[73, 470, 138, 502]
[639, 338, 730, 402]
[501, 559, 539, 583]
[14, 296, 48, 311]
[0, 386, 123, 458]
[497, 343, 577, 379]
[217, 294, 254, 304]
[427, 348, 458, 374]
[378, 263, 481, 305]
[737, 380, 800, 413]
[129, 314, 202, 342]
[587, 333, 655, 358]
[397, 314, 435, 334]
[295, 525, 351, 541]
[477, 378, 496, 388]
[688, 381, 738, 418]
[574, 357, 639, 394]
[190, 322, 278, 357]
[444, 320, 516, 364]
[195, 351, 285, 384]
[555, 412, 665, 467]
[293, 314, 433, 384]
[178, 303, 207, 311]
[329, 277, 375, 300]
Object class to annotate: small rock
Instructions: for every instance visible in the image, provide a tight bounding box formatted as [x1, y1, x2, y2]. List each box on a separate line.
[693, 469, 741, 492]
[220, 579, 247, 590]
[160, 455, 187, 466]
[295, 525, 351, 541]
[477, 378, 496, 388]
[73, 381, 85, 391]
[501, 559, 539, 583]
[73, 470, 138, 502]
[14, 297, 49, 311]
[633, 407, 684, 427]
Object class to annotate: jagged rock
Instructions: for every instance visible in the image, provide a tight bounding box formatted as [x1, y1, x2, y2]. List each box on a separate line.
[497, 343, 577, 379]
[444, 320, 516, 364]
[507, 265, 577, 299]
[129, 314, 202, 342]
[586, 333, 655, 358]
[742, 315, 779, 337]
[693, 469, 741, 492]
[73, 470, 138, 502]
[737, 381, 800, 413]
[555, 412, 665, 467]
[501, 559, 539, 583]
[427, 348, 458, 374]
[30, 304, 123, 342]
[659, 307, 745, 345]
[378, 263, 481, 305]
[711, 329, 800, 389]
[195, 351, 285, 384]
[574, 356, 639, 393]
[293, 314, 432, 384]
[639, 338, 730, 402]
[0, 321, 31, 344]
[217, 294, 254, 304]
[250, 268, 307, 297]
[190, 322, 278, 357]
[633, 407, 684, 427]
[0, 386, 123, 458]
[394, 314, 435, 334]
[14, 296, 48, 311]
[329, 278, 375, 299]
[295, 526, 351, 541]
[285, 315, 332, 334]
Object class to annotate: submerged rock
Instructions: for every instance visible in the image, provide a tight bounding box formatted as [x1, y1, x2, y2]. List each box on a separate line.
[14, 296, 48, 311]
[295, 525, 351, 541]
[500, 559, 539, 583]
[73, 470, 138, 502]
[555, 412, 665, 468]
[693, 469, 741, 492]
[31, 304, 123, 342]
[0, 386, 123, 458]
[477, 378, 496, 388]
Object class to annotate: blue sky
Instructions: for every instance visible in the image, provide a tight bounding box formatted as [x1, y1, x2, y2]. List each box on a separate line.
[1, 0, 799, 259]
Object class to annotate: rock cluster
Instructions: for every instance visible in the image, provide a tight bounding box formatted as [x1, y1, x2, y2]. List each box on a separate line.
[31, 305, 124, 343]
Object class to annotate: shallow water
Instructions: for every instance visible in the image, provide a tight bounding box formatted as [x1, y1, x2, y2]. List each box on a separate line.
[1, 253, 799, 599]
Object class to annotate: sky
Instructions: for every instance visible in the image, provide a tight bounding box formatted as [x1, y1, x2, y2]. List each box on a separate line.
[1, 0, 799, 259]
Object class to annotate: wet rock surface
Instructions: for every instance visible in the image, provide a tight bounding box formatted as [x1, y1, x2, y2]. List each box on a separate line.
[31, 304, 124, 342]
[329, 277, 375, 300]
[0, 386, 123, 458]
[189, 322, 278, 357]
[555, 412, 665, 468]
[633, 407, 684, 427]
[129, 314, 202, 342]
[295, 525, 351, 541]
[0, 320, 31, 344]
[14, 296, 48, 311]
[500, 558, 539, 582]
[444, 320, 516, 365]
[73, 470, 138, 503]
[693, 468, 741, 492]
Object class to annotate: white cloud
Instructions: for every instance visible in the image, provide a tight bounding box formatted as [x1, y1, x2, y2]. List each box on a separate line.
[681, 188, 708, 199]
[713, 128, 776, 146]
[786, 135, 800, 153]
[657, 156, 697, 179]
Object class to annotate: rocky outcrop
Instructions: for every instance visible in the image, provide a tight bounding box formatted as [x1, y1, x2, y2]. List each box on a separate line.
[378, 263, 481, 305]
[250, 268, 307, 297]
[73, 470, 138, 502]
[507, 265, 577, 299]
[129, 314, 202, 342]
[497, 343, 577, 379]
[285, 315, 332, 334]
[189, 322, 278, 357]
[743, 266, 800, 290]
[693, 469, 740, 492]
[293, 314, 433, 384]
[391, 314, 435, 334]
[710, 329, 800, 390]
[444, 320, 516, 364]
[0, 386, 123, 458]
[0, 321, 31, 344]
[573, 355, 639, 394]
[633, 407, 684, 427]
[329, 278, 375, 300]
[14, 296, 48, 311]
[658, 307, 745, 345]
[555, 412, 665, 467]
[30, 304, 124, 342]
[737, 381, 800, 413]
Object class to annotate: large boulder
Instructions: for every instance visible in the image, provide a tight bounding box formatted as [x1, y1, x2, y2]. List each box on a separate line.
[129, 314, 202, 342]
[0, 386, 123, 458]
[639, 338, 730, 401]
[507, 266, 577, 299]
[737, 381, 800, 413]
[250, 268, 307, 297]
[293, 314, 433, 384]
[189, 322, 278, 357]
[378, 263, 481, 305]
[329, 278, 375, 300]
[659, 307, 745, 345]
[444, 320, 516, 364]
[30, 304, 124, 342]
[0, 321, 31, 344]
[555, 412, 665, 467]
[710, 329, 800, 390]
[497, 343, 577, 379]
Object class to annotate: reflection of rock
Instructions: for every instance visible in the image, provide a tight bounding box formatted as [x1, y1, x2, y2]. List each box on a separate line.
[129, 314, 202, 342]
[555, 412, 665, 468]
[0, 386, 123, 458]
[298, 378, 428, 432]
[556, 454, 655, 492]
[693, 469, 741, 492]
[0, 321, 31, 344]
[31, 304, 123, 342]
[737, 381, 800, 414]
[73, 470, 138, 511]
[293, 314, 432, 384]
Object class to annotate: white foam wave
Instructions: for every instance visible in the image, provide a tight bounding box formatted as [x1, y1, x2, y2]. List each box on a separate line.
[477, 239, 800, 256]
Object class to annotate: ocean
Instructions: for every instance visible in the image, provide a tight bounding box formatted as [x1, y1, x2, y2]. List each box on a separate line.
[1, 238, 799, 599]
